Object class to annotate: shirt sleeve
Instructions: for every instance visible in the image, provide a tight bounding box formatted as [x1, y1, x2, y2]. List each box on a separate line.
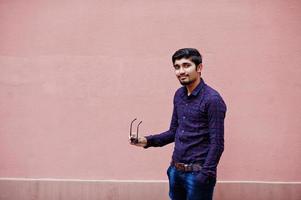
[144, 96, 179, 148]
[201, 95, 227, 176]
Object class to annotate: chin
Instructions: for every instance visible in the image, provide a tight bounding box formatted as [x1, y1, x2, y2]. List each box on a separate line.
[179, 81, 190, 86]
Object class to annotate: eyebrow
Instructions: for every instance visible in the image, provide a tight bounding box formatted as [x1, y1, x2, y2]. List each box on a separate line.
[174, 62, 192, 66]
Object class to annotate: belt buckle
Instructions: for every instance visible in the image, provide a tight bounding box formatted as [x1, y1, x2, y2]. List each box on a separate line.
[184, 164, 189, 171]
[173, 162, 192, 172]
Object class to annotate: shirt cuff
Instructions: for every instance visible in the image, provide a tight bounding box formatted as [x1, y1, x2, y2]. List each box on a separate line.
[143, 135, 154, 148]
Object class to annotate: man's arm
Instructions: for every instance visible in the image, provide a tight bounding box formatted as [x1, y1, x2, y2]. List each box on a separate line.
[143, 104, 178, 148]
[201, 95, 227, 177]
[129, 96, 179, 148]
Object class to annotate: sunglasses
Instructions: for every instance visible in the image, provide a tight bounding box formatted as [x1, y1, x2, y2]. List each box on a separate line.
[129, 118, 142, 144]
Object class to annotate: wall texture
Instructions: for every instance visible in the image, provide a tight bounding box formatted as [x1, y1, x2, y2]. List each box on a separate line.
[0, 179, 301, 200]
[0, 0, 301, 199]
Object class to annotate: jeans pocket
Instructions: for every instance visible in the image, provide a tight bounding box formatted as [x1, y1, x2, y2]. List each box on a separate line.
[195, 171, 209, 184]
[195, 172, 216, 187]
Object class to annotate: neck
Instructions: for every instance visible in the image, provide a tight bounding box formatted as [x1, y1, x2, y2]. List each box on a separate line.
[186, 78, 201, 95]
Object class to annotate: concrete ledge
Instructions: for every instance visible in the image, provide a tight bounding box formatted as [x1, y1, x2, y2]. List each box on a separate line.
[0, 178, 300, 200]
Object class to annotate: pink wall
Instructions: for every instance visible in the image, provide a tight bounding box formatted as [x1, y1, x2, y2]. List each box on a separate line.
[0, 0, 301, 183]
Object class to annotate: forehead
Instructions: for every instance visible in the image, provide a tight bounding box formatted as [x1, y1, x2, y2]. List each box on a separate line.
[174, 58, 194, 66]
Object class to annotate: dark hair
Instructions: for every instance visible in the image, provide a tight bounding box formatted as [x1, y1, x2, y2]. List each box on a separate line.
[172, 48, 202, 66]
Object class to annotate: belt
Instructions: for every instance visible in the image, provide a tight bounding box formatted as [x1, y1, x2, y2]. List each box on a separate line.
[171, 160, 202, 172]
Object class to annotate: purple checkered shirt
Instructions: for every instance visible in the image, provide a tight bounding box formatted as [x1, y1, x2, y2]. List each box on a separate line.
[145, 78, 227, 178]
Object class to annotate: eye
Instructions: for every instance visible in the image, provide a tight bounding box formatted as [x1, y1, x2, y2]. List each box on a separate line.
[183, 63, 191, 68]
[174, 65, 180, 70]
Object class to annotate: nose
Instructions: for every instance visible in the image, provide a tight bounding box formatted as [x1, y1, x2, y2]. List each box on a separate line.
[178, 66, 185, 74]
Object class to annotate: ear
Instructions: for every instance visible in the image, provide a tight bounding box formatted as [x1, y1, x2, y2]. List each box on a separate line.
[196, 64, 203, 72]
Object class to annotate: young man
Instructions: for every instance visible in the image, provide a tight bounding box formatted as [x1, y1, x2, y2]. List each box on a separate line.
[130, 48, 227, 200]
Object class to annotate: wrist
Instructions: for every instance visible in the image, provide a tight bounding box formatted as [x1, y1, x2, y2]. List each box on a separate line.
[140, 137, 147, 147]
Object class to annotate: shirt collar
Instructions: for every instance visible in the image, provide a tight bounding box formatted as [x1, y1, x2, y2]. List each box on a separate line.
[181, 78, 205, 97]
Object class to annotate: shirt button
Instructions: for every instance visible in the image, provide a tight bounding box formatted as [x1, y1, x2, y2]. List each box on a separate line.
[182, 130, 184, 133]
[183, 116, 186, 119]
[186, 104, 188, 106]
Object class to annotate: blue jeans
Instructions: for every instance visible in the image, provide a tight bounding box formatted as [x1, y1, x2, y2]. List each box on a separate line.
[167, 165, 216, 200]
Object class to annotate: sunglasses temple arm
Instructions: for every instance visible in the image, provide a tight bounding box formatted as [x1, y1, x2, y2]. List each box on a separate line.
[130, 118, 137, 137]
[136, 121, 142, 139]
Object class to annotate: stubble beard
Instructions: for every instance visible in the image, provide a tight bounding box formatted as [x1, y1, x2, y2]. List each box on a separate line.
[179, 77, 193, 86]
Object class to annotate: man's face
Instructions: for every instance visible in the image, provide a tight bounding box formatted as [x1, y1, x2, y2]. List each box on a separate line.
[173, 58, 202, 86]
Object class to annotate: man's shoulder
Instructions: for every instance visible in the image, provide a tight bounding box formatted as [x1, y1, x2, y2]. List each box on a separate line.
[203, 84, 225, 104]
[204, 84, 221, 97]
[175, 86, 185, 95]
[172, 87, 185, 103]
[203, 84, 227, 111]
